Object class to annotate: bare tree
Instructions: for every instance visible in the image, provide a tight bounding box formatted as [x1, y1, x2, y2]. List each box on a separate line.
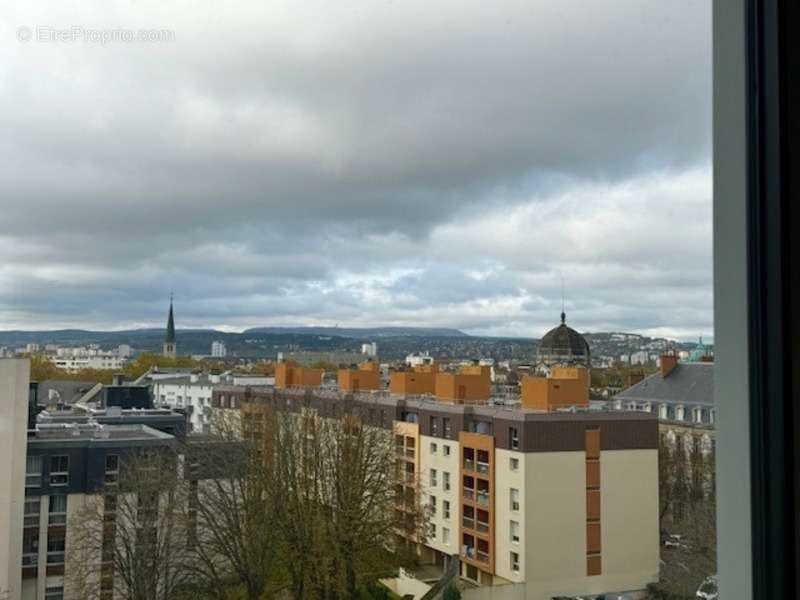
[180, 416, 286, 600]
[657, 432, 716, 598]
[67, 447, 192, 600]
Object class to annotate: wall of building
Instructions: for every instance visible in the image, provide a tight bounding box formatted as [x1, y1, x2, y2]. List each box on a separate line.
[420, 434, 460, 558]
[338, 363, 381, 391]
[0, 359, 29, 598]
[493, 449, 525, 584]
[275, 363, 323, 389]
[520, 367, 589, 411]
[435, 372, 490, 403]
[390, 370, 437, 396]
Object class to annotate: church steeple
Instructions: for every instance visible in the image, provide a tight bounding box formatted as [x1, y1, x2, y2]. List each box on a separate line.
[163, 295, 176, 358]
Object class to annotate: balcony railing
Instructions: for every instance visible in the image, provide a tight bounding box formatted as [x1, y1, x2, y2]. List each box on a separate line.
[462, 516, 475, 529]
[404, 472, 415, 484]
[463, 487, 474, 501]
[396, 446, 415, 460]
[476, 491, 489, 507]
[462, 545, 475, 559]
[476, 521, 489, 533]
[476, 461, 489, 475]
[476, 550, 490, 564]
[464, 459, 475, 471]
[22, 553, 37, 566]
[47, 552, 65, 566]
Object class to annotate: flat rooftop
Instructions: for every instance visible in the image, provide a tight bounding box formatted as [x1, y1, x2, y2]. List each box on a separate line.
[29, 422, 174, 446]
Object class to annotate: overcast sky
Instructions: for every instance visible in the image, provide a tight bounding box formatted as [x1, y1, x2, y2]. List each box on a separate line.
[0, 1, 711, 340]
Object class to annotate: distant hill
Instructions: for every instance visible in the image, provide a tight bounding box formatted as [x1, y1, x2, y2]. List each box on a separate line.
[242, 326, 469, 339]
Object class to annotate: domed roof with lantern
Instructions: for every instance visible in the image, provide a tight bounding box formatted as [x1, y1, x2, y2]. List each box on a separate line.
[535, 312, 591, 370]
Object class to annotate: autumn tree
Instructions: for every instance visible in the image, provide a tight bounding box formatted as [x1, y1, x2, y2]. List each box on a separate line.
[266, 399, 428, 599]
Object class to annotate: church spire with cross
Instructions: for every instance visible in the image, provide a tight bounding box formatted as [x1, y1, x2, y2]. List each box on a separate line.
[163, 294, 176, 358]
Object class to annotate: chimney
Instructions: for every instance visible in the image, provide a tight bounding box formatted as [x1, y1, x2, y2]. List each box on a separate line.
[660, 351, 678, 378]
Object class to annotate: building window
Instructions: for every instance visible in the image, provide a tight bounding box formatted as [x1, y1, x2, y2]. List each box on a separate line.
[509, 427, 519, 449]
[510, 457, 519, 471]
[22, 533, 39, 566]
[443, 471, 451, 491]
[49, 455, 69, 486]
[443, 499, 451, 519]
[430, 416, 439, 435]
[430, 442, 438, 454]
[45, 587, 64, 600]
[510, 520, 520, 543]
[429, 495, 437, 516]
[443, 444, 451, 456]
[443, 417, 451, 438]
[430, 469, 437, 487]
[24, 498, 41, 527]
[510, 551, 520, 573]
[26, 455, 42, 488]
[47, 531, 66, 565]
[430, 523, 436, 539]
[105, 454, 120, 485]
[442, 526, 451, 545]
[510, 488, 520, 512]
[49, 495, 67, 526]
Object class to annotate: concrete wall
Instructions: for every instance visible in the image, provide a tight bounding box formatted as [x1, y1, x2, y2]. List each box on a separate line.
[494, 449, 525, 584]
[483, 449, 659, 600]
[0, 359, 29, 598]
[420, 434, 460, 556]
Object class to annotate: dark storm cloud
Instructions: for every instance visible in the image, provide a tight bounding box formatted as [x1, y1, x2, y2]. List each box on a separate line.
[0, 0, 711, 338]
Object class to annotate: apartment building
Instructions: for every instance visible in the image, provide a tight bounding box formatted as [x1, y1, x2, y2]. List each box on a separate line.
[22, 422, 176, 600]
[222, 364, 659, 600]
[613, 353, 715, 454]
[152, 373, 223, 433]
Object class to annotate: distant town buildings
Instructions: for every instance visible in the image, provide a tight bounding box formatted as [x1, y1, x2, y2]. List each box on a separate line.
[211, 340, 227, 358]
[361, 341, 378, 357]
[48, 345, 130, 372]
[405, 351, 434, 367]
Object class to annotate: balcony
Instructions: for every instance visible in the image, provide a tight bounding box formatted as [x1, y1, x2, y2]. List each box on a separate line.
[396, 446, 415, 460]
[464, 458, 475, 471]
[476, 491, 489, 507]
[404, 472, 416, 485]
[476, 461, 489, 476]
[476, 520, 489, 534]
[476, 550, 490, 564]
[462, 545, 475, 559]
[463, 487, 474, 501]
[462, 516, 475, 530]
[22, 553, 37, 566]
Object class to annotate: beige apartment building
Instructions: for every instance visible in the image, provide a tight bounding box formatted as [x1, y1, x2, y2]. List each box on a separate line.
[221, 359, 660, 600]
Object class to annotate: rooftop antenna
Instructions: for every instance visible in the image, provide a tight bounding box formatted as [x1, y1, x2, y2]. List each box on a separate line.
[560, 275, 566, 324]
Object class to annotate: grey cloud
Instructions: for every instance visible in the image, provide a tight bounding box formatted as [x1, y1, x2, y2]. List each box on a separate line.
[0, 1, 712, 338]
